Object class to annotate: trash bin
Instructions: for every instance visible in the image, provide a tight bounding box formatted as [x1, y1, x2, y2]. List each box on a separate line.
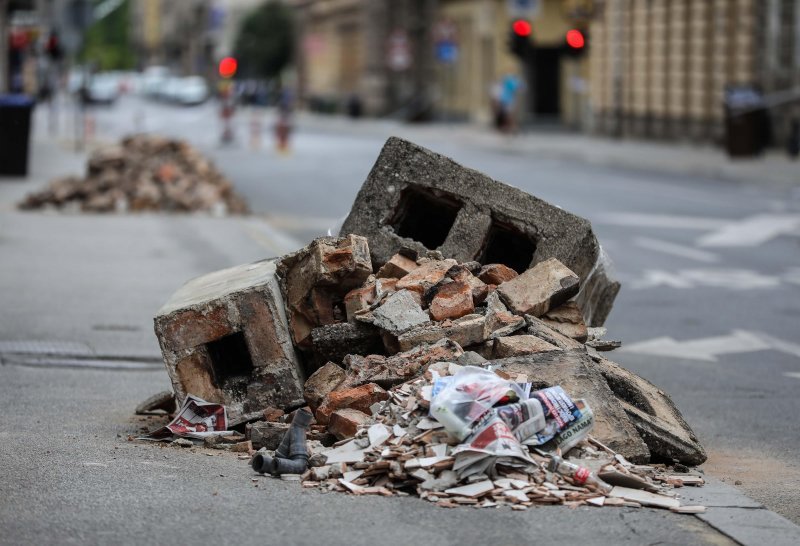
[723, 85, 768, 158]
[0, 94, 35, 176]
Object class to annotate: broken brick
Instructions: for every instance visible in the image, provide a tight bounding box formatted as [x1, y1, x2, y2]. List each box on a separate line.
[311, 322, 384, 366]
[396, 259, 458, 295]
[276, 235, 372, 348]
[328, 408, 372, 440]
[497, 258, 580, 317]
[247, 421, 291, 450]
[478, 263, 519, 285]
[428, 280, 474, 321]
[370, 290, 430, 335]
[397, 314, 485, 352]
[303, 362, 347, 411]
[315, 383, 389, 425]
[376, 253, 419, 279]
[344, 283, 376, 321]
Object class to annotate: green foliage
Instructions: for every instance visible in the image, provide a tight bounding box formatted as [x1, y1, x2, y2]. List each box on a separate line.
[233, 1, 294, 79]
[80, 0, 135, 71]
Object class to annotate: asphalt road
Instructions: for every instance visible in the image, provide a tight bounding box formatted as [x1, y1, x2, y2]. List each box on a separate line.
[10, 95, 800, 530]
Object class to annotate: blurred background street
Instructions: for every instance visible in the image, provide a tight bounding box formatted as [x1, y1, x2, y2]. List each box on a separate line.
[1, 0, 800, 543]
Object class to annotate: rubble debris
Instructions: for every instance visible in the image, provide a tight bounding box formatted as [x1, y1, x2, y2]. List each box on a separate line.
[328, 408, 372, 440]
[277, 235, 372, 350]
[154, 259, 305, 414]
[303, 362, 347, 411]
[19, 134, 248, 214]
[135, 390, 176, 415]
[146, 137, 709, 514]
[496, 258, 580, 317]
[339, 137, 619, 326]
[315, 383, 389, 425]
[369, 290, 430, 335]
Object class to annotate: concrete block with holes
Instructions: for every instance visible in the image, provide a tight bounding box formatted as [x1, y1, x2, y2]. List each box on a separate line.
[339, 137, 620, 326]
[154, 259, 305, 414]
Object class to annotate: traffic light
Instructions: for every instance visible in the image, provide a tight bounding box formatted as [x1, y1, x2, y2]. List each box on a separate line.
[218, 57, 238, 79]
[564, 29, 587, 56]
[509, 20, 534, 59]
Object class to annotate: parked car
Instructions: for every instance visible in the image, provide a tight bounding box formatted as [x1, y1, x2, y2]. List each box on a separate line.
[173, 76, 209, 106]
[83, 74, 120, 105]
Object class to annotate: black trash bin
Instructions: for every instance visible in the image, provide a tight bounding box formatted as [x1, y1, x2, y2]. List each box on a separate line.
[724, 85, 768, 158]
[0, 94, 35, 176]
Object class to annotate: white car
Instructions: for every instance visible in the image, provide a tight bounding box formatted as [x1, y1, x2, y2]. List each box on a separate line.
[85, 74, 120, 104]
[172, 76, 209, 106]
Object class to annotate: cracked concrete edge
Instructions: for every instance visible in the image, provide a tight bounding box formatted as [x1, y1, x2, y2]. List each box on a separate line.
[680, 476, 800, 545]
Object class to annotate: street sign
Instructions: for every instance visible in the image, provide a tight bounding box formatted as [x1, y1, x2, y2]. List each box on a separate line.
[507, 0, 541, 18]
[387, 29, 411, 72]
[433, 20, 458, 65]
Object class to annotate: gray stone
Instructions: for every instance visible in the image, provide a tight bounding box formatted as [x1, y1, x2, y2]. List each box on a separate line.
[247, 421, 291, 451]
[592, 356, 707, 465]
[371, 289, 430, 335]
[339, 137, 619, 326]
[456, 351, 487, 367]
[397, 313, 485, 352]
[491, 351, 651, 463]
[310, 322, 385, 366]
[496, 258, 580, 317]
[154, 259, 305, 414]
[525, 315, 587, 351]
[492, 335, 561, 358]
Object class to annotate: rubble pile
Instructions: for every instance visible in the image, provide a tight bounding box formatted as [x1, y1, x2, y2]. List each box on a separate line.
[146, 137, 707, 513]
[19, 135, 248, 214]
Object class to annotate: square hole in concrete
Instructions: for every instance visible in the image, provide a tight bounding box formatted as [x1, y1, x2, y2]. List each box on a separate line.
[479, 220, 537, 273]
[391, 187, 461, 249]
[206, 332, 254, 388]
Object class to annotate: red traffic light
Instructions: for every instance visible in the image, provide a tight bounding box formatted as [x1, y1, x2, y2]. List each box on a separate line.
[566, 29, 585, 49]
[512, 20, 532, 37]
[218, 57, 238, 79]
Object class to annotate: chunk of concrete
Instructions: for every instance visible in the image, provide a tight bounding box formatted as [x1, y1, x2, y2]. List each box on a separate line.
[371, 289, 430, 335]
[591, 356, 707, 465]
[525, 315, 586, 351]
[311, 322, 384, 366]
[154, 259, 305, 413]
[247, 421, 291, 450]
[304, 362, 347, 411]
[491, 351, 651, 463]
[493, 335, 561, 358]
[339, 137, 619, 326]
[497, 258, 580, 317]
[542, 301, 589, 342]
[397, 314, 485, 352]
[276, 235, 372, 349]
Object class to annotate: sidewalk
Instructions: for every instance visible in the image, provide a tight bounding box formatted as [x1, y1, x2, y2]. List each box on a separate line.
[294, 111, 800, 191]
[1, 138, 799, 545]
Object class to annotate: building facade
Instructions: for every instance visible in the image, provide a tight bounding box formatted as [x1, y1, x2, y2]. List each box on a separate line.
[590, 0, 800, 145]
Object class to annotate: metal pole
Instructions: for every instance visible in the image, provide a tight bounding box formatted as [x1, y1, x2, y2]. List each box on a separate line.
[0, 0, 9, 93]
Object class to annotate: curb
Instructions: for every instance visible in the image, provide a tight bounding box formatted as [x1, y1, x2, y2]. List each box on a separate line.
[681, 476, 800, 545]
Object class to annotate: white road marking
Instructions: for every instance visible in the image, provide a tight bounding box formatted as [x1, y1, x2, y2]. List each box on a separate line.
[631, 269, 782, 290]
[697, 214, 800, 247]
[784, 372, 800, 380]
[634, 237, 719, 263]
[622, 330, 800, 362]
[783, 268, 800, 287]
[240, 219, 303, 256]
[594, 213, 728, 231]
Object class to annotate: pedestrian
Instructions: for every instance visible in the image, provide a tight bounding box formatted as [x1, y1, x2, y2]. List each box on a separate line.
[499, 73, 523, 134]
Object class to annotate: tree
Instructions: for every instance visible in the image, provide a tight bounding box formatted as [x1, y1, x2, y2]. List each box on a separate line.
[233, 0, 294, 80]
[80, 0, 135, 71]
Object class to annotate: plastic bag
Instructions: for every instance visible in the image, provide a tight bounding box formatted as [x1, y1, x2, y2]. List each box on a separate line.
[430, 366, 527, 440]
